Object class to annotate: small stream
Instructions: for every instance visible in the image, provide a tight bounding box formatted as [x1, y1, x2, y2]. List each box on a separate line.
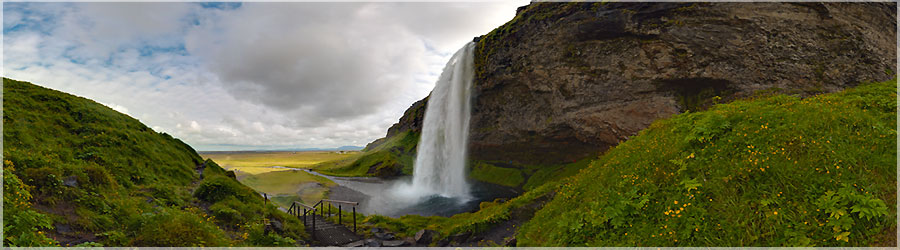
[300, 169, 518, 217]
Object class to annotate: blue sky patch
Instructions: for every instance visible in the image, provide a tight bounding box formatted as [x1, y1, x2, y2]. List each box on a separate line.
[198, 2, 242, 10]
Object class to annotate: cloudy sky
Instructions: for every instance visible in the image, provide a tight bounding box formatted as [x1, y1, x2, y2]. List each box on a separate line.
[3, 1, 527, 151]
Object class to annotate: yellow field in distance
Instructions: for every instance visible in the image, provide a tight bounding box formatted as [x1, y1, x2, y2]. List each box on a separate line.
[201, 151, 359, 175]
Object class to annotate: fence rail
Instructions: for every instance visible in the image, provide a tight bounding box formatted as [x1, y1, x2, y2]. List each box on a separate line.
[287, 197, 360, 240]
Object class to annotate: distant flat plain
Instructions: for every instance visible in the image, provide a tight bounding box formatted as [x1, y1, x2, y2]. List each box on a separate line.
[200, 151, 360, 205]
[201, 151, 359, 175]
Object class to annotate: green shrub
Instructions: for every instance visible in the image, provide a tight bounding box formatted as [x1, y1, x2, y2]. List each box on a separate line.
[2, 161, 58, 247]
[148, 183, 184, 207]
[216, 196, 261, 220]
[210, 203, 242, 227]
[22, 167, 63, 199]
[244, 223, 296, 246]
[193, 176, 257, 203]
[130, 208, 230, 246]
[83, 164, 116, 190]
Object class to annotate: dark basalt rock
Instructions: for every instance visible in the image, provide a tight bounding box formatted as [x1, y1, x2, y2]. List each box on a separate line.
[414, 229, 437, 245]
[364, 238, 381, 247]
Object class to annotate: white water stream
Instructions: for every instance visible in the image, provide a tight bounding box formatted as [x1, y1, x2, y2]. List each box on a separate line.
[304, 42, 481, 216]
[393, 42, 475, 202]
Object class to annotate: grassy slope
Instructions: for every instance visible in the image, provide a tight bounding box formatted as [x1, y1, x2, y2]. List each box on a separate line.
[241, 170, 336, 206]
[314, 131, 419, 177]
[518, 79, 897, 246]
[355, 79, 896, 247]
[2, 78, 308, 247]
[201, 151, 352, 207]
[471, 157, 595, 190]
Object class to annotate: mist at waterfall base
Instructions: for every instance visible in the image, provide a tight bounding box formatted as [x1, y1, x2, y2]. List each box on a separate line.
[331, 42, 516, 217]
[328, 175, 517, 217]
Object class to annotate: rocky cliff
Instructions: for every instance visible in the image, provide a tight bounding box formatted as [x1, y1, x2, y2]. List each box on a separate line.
[376, 2, 896, 166]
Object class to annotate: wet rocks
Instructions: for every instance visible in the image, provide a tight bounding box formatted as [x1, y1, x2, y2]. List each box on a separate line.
[344, 240, 365, 247]
[364, 238, 381, 247]
[375, 232, 395, 240]
[382, 240, 407, 247]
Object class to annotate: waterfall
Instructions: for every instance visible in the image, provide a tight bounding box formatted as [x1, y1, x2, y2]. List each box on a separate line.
[404, 42, 475, 200]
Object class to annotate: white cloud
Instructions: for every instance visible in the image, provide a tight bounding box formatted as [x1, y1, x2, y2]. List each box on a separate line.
[3, 1, 528, 151]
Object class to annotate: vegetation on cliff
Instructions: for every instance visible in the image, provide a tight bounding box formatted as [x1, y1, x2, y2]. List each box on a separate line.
[314, 131, 419, 177]
[518, 79, 896, 246]
[2, 78, 308, 246]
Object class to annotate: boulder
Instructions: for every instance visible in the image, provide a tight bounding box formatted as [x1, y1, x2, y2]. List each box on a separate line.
[375, 232, 395, 240]
[414, 229, 437, 245]
[449, 232, 470, 244]
[54, 223, 72, 234]
[63, 175, 78, 187]
[436, 238, 450, 247]
[364, 238, 382, 247]
[382, 240, 407, 247]
[270, 219, 284, 234]
[344, 240, 365, 247]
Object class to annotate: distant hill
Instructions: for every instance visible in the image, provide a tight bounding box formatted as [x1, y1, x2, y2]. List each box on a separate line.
[199, 145, 364, 155]
[3, 78, 308, 247]
[335, 146, 364, 151]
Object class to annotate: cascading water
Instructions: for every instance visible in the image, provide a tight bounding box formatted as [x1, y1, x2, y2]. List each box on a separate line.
[328, 42, 514, 216]
[395, 42, 474, 201]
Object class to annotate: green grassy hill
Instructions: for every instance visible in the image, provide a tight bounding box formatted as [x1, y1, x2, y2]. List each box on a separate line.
[314, 131, 419, 177]
[2, 78, 308, 247]
[362, 79, 897, 247]
[517, 79, 897, 246]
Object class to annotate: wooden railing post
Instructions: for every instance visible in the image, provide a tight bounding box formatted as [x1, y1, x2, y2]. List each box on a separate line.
[312, 209, 316, 240]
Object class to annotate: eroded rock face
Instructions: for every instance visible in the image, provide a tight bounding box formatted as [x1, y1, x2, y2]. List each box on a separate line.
[381, 2, 897, 165]
[468, 2, 896, 164]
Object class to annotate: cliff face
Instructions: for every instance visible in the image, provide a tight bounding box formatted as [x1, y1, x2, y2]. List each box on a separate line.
[380, 2, 897, 165]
